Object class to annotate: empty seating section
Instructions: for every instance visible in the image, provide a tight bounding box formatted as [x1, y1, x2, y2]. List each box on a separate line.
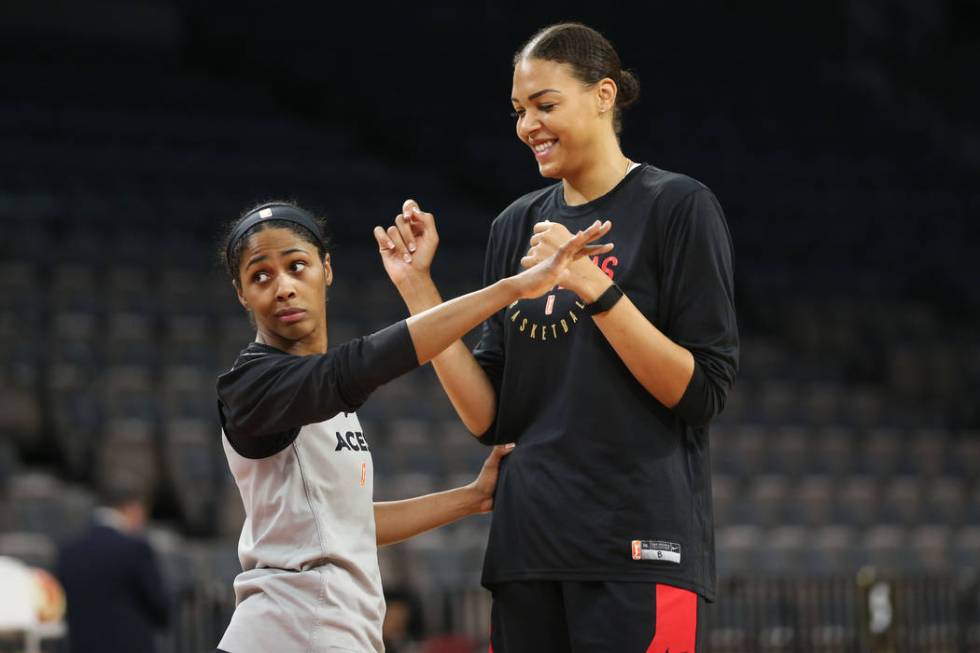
[0, 56, 977, 611]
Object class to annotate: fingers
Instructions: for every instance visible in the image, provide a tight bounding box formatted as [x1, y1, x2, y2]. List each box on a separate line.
[522, 218, 613, 270]
[373, 226, 395, 252]
[582, 219, 612, 243]
[554, 220, 606, 261]
[402, 199, 429, 230]
[532, 221, 553, 234]
[402, 198, 419, 217]
[408, 209, 435, 239]
[385, 225, 413, 263]
[558, 224, 593, 253]
[571, 220, 612, 252]
[401, 198, 438, 241]
[394, 213, 417, 254]
[583, 243, 615, 256]
[558, 231, 589, 259]
[490, 443, 516, 462]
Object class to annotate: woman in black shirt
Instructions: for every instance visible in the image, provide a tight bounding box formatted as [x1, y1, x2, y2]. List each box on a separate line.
[377, 23, 738, 653]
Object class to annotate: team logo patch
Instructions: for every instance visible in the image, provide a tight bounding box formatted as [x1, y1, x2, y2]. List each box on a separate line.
[630, 540, 682, 564]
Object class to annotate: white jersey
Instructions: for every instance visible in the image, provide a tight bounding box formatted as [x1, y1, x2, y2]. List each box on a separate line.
[219, 411, 383, 653]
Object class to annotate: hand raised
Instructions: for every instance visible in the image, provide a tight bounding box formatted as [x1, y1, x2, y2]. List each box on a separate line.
[373, 199, 440, 287]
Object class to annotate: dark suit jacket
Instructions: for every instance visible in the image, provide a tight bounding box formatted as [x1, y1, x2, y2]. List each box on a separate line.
[55, 522, 170, 653]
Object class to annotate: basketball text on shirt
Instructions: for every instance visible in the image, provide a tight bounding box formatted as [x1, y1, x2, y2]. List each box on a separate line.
[507, 252, 618, 341]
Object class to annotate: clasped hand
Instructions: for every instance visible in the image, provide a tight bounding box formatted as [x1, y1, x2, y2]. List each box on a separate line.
[520, 220, 615, 300]
[375, 201, 613, 301]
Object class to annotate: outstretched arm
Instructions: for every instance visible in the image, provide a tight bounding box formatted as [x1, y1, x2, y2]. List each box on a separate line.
[374, 444, 514, 546]
[375, 201, 612, 435]
[375, 201, 497, 433]
[377, 205, 612, 369]
[219, 217, 609, 442]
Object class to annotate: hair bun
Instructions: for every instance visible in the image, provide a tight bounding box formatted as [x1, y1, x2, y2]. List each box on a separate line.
[617, 69, 641, 109]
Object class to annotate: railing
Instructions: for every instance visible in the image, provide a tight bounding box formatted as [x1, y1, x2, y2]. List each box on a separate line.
[151, 572, 980, 653]
[702, 573, 975, 652]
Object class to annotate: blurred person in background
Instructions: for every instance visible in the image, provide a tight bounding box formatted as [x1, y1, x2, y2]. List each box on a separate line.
[55, 474, 170, 653]
[214, 202, 610, 652]
[378, 22, 738, 652]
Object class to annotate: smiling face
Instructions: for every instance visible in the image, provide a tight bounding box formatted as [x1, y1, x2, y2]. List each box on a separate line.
[511, 57, 616, 180]
[234, 227, 333, 355]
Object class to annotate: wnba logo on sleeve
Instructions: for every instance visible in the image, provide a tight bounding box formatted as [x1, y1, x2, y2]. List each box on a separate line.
[630, 540, 682, 563]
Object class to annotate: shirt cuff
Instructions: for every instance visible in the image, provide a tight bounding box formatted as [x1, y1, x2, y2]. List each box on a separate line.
[672, 361, 709, 429]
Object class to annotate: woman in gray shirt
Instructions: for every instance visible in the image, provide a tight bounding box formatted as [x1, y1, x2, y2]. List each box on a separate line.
[214, 201, 611, 652]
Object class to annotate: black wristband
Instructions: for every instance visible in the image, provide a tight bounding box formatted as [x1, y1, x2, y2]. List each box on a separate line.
[585, 283, 624, 316]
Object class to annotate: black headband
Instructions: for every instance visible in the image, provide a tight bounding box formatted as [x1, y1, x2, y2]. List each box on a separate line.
[226, 204, 325, 268]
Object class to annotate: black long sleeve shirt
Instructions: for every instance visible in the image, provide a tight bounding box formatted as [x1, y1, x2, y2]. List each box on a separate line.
[473, 164, 738, 600]
[218, 321, 419, 459]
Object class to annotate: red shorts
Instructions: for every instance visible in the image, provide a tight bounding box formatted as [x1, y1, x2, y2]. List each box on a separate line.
[489, 580, 702, 653]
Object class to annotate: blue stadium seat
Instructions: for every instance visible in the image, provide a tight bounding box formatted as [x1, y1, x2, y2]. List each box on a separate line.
[0, 369, 41, 452]
[910, 525, 951, 573]
[811, 427, 855, 477]
[98, 417, 159, 495]
[800, 383, 841, 426]
[387, 418, 444, 478]
[716, 525, 762, 576]
[767, 426, 809, 476]
[761, 526, 808, 574]
[731, 426, 766, 479]
[796, 475, 834, 528]
[881, 476, 923, 527]
[861, 428, 903, 478]
[0, 531, 57, 570]
[834, 476, 879, 529]
[748, 475, 789, 529]
[863, 525, 907, 572]
[759, 382, 798, 425]
[948, 436, 980, 479]
[904, 428, 947, 478]
[711, 474, 738, 528]
[161, 365, 215, 419]
[928, 476, 966, 527]
[164, 418, 218, 534]
[807, 525, 859, 574]
[7, 472, 93, 544]
[951, 527, 980, 572]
